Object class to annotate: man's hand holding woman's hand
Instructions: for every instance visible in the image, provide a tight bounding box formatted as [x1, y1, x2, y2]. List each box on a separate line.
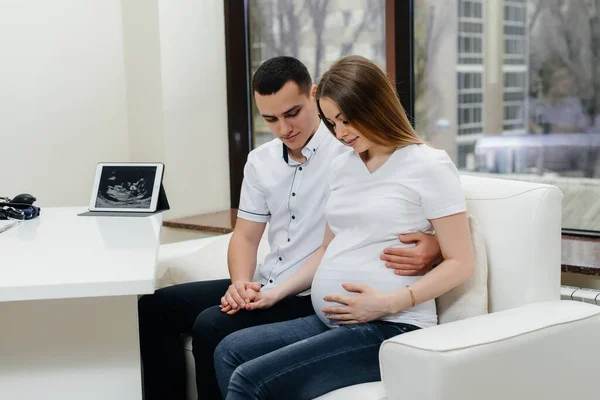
[221, 281, 284, 314]
[220, 281, 262, 315]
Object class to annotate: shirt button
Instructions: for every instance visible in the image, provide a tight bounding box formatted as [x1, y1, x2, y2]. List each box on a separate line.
[292, 192, 296, 196]
[287, 238, 291, 242]
[279, 257, 282, 261]
[299, 167, 303, 171]
[292, 215, 296, 219]
[269, 279, 273, 283]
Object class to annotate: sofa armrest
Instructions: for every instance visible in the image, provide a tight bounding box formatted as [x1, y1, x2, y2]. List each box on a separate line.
[158, 235, 228, 264]
[379, 301, 600, 400]
[156, 234, 232, 287]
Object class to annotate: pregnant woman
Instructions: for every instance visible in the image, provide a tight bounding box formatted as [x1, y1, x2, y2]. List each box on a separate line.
[214, 56, 475, 400]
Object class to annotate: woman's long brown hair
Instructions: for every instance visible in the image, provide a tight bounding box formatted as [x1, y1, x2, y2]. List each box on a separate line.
[316, 55, 424, 147]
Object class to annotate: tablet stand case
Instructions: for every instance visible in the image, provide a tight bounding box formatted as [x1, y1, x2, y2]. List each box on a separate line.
[78, 183, 170, 217]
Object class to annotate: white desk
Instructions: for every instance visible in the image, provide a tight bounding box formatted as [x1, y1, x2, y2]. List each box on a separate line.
[0, 207, 161, 400]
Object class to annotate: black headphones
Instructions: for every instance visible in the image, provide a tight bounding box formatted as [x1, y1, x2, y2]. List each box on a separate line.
[0, 194, 41, 220]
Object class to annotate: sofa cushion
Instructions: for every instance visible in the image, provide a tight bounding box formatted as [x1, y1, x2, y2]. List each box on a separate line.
[436, 214, 488, 324]
[157, 230, 270, 288]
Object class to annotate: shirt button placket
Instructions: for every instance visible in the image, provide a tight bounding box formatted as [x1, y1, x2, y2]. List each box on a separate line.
[289, 164, 302, 240]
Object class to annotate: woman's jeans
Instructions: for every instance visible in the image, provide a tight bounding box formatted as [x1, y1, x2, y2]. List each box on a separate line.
[214, 315, 420, 400]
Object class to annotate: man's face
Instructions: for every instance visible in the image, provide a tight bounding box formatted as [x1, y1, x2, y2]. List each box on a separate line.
[255, 81, 319, 150]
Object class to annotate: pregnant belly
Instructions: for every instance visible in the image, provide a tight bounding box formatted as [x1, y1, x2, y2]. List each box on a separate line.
[310, 268, 420, 328]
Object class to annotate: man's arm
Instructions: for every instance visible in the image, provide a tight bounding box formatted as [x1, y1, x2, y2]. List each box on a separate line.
[380, 232, 442, 276]
[245, 223, 335, 310]
[223, 218, 266, 311]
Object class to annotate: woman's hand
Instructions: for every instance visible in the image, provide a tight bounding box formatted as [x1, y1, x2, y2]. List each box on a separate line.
[244, 288, 283, 311]
[322, 283, 397, 325]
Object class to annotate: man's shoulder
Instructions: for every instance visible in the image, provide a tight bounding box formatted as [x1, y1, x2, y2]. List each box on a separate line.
[247, 137, 283, 164]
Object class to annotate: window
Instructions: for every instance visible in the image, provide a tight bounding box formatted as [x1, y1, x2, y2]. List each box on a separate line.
[228, 0, 600, 233]
[415, 0, 600, 233]
[249, 0, 386, 148]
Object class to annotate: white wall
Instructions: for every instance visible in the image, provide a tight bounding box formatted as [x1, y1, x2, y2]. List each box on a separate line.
[0, 0, 230, 218]
[0, 0, 130, 206]
[156, 0, 231, 219]
[120, 0, 166, 163]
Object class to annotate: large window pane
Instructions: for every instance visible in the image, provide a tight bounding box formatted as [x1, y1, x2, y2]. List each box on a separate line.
[249, 0, 386, 147]
[415, 0, 600, 232]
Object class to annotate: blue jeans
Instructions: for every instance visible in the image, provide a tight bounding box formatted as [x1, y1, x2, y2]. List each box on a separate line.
[214, 315, 420, 400]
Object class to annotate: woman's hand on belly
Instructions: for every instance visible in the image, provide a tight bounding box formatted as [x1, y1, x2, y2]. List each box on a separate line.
[322, 283, 395, 325]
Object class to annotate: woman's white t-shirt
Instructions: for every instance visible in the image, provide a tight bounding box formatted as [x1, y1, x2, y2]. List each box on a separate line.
[311, 144, 467, 328]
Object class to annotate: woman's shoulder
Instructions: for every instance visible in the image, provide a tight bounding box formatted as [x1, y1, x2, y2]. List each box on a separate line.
[400, 144, 453, 166]
[394, 145, 458, 182]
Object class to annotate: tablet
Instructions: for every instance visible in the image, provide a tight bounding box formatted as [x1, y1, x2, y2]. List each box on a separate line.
[89, 163, 164, 213]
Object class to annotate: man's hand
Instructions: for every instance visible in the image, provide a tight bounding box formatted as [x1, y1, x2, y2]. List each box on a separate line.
[381, 232, 441, 276]
[221, 286, 260, 315]
[220, 281, 262, 315]
[322, 283, 394, 325]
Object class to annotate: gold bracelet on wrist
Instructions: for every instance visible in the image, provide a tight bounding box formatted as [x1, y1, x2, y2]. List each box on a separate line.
[405, 285, 416, 307]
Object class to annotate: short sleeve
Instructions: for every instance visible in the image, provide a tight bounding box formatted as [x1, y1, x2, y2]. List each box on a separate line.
[237, 159, 270, 223]
[418, 152, 467, 220]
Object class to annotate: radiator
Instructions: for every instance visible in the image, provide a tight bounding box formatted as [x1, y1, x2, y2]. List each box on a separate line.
[561, 285, 600, 305]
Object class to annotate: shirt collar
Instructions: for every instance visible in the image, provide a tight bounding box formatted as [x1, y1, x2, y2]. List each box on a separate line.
[282, 122, 330, 165]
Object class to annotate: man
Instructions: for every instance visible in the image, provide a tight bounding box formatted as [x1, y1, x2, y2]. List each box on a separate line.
[138, 56, 440, 400]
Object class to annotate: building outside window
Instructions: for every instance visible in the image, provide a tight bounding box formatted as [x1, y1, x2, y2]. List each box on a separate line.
[415, 0, 600, 233]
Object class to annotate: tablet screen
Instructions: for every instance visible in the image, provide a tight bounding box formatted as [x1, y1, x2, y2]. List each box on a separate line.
[95, 166, 157, 209]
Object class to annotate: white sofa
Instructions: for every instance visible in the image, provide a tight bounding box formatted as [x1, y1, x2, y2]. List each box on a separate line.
[157, 175, 600, 400]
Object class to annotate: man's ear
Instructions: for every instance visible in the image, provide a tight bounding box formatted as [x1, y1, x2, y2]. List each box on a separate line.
[310, 83, 318, 99]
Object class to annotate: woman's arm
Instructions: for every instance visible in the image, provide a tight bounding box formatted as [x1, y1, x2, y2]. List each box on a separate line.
[323, 212, 474, 323]
[387, 212, 475, 313]
[245, 223, 335, 310]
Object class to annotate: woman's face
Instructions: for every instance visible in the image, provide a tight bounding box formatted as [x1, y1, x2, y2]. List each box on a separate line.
[319, 97, 374, 154]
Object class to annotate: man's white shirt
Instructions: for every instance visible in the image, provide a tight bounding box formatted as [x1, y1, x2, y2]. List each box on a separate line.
[237, 122, 349, 293]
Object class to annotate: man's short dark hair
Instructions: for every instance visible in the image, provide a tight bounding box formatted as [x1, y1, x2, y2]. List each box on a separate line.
[252, 56, 312, 96]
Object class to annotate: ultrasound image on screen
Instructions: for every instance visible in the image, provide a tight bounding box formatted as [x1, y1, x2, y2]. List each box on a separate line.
[95, 166, 157, 209]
